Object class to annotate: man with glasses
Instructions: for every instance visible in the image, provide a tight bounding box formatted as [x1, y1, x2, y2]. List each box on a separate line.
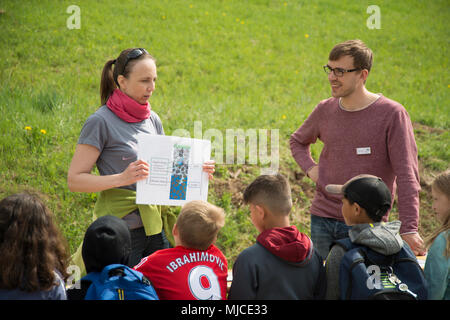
[290, 40, 425, 259]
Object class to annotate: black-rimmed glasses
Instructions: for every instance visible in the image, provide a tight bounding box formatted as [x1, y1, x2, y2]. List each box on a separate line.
[123, 48, 149, 69]
[323, 65, 360, 77]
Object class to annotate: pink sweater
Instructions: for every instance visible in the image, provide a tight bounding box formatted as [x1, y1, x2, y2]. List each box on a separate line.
[290, 95, 420, 234]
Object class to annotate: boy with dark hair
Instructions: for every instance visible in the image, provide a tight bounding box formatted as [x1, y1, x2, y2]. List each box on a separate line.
[325, 174, 427, 300]
[228, 174, 326, 300]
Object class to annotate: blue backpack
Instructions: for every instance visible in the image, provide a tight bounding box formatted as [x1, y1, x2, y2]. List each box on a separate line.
[334, 238, 428, 300]
[82, 264, 159, 300]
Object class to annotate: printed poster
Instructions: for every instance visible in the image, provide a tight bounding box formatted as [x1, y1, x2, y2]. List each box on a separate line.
[136, 135, 211, 206]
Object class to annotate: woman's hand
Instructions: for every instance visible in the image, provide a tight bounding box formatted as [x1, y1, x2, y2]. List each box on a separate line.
[120, 159, 150, 185]
[202, 160, 216, 180]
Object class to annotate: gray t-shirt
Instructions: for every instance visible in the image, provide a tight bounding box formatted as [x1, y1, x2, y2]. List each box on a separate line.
[78, 105, 165, 191]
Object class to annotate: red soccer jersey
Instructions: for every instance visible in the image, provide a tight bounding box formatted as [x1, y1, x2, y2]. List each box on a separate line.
[134, 245, 228, 300]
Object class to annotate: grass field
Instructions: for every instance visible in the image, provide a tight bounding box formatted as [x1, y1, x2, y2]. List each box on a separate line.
[0, 0, 449, 265]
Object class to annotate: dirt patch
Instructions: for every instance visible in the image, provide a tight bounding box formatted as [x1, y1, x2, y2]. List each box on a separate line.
[413, 122, 446, 135]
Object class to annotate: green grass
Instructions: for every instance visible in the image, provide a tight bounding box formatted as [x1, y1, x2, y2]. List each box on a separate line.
[0, 0, 449, 265]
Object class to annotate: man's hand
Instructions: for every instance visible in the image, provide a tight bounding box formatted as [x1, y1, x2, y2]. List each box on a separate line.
[306, 165, 319, 183]
[401, 233, 426, 256]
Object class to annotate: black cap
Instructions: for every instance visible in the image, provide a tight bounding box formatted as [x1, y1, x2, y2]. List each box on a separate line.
[82, 215, 131, 273]
[326, 174, 392, 221]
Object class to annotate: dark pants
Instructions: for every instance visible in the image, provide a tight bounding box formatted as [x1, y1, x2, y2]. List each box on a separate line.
[310, 214, 351, 260]
[128, 228, 171, 267]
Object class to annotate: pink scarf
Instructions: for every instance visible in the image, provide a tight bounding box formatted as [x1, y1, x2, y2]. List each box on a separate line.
[106, 89, 151, 123]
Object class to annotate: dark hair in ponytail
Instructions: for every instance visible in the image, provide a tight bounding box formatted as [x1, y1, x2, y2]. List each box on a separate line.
[100, 59, 117, 105]
[100, 48, 156, 105]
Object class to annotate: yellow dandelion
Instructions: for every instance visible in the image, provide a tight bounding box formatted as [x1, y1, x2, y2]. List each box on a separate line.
[222, 12, 226, 16]
[189, 4, 193, 8]
[236, 18, 240, 22]
[25, 126, 32, 131]
[282, 115, 287, 120]
[162, 15, 166, 20]
[40, 129, 47, 135]
[448, 84, 450, 88]
[205, 11, 209, 15]
[241, 21, 245, 24]
[284, 2, 288, 6]
[305, 34, 309, 38]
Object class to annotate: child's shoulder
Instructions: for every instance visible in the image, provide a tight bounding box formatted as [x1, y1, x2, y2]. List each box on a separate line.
[150, 246, 187, 259]
[209, 244, 227, 257]
[134, 247, 177, 267]
[149, 245, 225, 259]
[235, 242, 269, 263]
[430, 231, 449, 251]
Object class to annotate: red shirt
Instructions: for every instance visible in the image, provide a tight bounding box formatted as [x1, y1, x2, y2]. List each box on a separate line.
[290, 95, 420, 234]
[134, 245, 228, 300]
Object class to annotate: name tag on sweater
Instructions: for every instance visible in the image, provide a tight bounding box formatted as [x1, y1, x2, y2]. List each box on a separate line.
[356, 147, 371, 155]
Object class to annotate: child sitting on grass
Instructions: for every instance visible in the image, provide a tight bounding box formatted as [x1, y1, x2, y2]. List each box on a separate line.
[228, 173, 326, 300]
[424, 170, 449, 300]
[134, 200, 228, 300]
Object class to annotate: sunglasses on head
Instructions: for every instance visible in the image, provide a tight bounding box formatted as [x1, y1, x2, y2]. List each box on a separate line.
[123, 48, 149, 69]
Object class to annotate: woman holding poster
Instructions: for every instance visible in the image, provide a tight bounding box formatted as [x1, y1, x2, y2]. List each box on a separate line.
[67, 48, 215, 275]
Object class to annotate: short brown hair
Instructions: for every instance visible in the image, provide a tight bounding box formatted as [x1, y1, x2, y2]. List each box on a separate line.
[176, 200, 225, 250]
[329, 39, 373, 72]
[243, 174, 292, 215]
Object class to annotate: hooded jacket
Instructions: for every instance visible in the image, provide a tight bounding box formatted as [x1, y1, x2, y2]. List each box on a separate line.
[325, 220, 404, 299]
[228, 226, 326, 300]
